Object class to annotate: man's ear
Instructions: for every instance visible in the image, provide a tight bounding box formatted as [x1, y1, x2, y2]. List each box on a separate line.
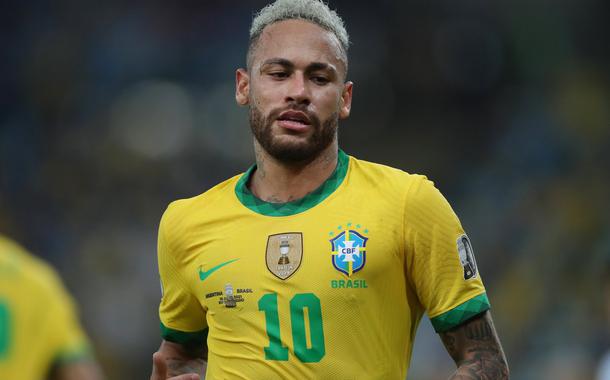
[339, 81, 353, 119]
[235, 68, 250, 106]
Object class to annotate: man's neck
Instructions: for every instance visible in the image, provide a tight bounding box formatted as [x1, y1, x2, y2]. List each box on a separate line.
[249, 142, 339, 203]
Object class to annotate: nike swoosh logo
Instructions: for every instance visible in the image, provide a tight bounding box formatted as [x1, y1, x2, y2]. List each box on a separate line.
[198, 258, 240, 282]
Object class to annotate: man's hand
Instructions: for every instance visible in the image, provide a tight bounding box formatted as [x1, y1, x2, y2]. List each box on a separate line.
[150, 340, 207, 380]
[440, 310, 509, 379]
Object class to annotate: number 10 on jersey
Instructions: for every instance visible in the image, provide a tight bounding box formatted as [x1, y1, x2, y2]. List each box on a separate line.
[258, 293, 325, 363]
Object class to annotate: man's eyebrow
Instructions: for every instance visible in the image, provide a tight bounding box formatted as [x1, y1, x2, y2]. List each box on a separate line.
[305, 62, 335, 73]
[260, 58, 294, 71]
[259, 59, 337, 76]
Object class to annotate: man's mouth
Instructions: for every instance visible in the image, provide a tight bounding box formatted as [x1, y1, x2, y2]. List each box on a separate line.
[276, 110, 312, 131]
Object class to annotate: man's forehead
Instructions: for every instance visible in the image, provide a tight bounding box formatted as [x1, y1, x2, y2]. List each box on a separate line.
[252, 19, 345, 70]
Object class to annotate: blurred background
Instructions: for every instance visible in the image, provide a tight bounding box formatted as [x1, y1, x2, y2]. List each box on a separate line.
[1, 0, 609, 378]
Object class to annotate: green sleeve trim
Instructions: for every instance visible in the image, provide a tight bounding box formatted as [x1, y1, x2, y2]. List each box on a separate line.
[54, 343, 94, 365]
[160, 322, 208, 347]
[430, 293, 491, 333]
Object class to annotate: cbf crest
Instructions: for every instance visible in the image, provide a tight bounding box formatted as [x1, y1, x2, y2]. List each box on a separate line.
[329, 224, 368, 277]
[265, 233, 303, 280]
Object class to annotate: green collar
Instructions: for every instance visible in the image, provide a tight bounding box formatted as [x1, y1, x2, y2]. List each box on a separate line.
[235, 150, 349, 216]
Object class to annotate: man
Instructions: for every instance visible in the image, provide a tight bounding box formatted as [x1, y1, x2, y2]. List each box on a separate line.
[0, 234, 104, 380]
[151, 0, 509, 379]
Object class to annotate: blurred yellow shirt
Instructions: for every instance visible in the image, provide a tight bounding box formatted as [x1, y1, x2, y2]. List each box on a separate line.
[158, 150, 489, 379]
[0, 235, 91, 380]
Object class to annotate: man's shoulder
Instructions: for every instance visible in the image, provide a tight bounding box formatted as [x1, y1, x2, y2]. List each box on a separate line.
[348, 154, 428, 189]
[161, 173, 243, 226]
[0, 236, 43, 280]
[0, 236, 69, 306]
[176, 172, 245, 209]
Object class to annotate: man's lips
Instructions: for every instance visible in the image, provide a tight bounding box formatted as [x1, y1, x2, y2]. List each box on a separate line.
[276, 110, 312, 132]
[276, 119, 310, 132]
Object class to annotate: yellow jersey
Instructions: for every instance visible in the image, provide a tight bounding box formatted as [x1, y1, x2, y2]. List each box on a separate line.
[158, 151, 489, 379]
[0, 235, 91, 380]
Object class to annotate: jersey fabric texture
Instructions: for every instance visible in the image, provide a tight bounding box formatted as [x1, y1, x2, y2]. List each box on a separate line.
[0, 235, 92, 380]
[158, 150, 490, 380]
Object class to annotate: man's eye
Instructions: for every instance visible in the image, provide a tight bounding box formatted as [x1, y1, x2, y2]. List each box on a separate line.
[312, 76, 330, 85]
[269, 72, 288, 79]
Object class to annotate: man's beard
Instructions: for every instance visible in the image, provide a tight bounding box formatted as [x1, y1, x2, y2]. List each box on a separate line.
[249, 103, 338, 163]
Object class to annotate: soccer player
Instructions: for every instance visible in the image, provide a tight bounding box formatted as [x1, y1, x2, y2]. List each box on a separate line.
[151, 0, 509, 379]
[0, 235, 104, 380]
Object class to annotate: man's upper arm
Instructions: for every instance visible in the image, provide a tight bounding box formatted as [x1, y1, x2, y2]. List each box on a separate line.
[439, 310, 509, 379]
[402, 177, 507, 377]
[38, 259, 102, 380]
[404, 177, 489, 329]
[157, 204, 207, 349]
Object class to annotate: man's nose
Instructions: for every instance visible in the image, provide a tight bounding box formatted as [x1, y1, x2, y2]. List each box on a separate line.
[285, 74, 311, 105]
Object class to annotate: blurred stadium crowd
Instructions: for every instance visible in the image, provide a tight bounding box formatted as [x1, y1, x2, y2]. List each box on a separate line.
[1, 0, 608, 379]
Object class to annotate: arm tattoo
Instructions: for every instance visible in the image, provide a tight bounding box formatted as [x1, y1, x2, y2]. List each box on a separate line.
[166, 358, 206, 376]
[465, 319, 493, 341]
[448, 354, 508, 380]
[163, 342, 207, 377]
[440, 333, 458, 359]
[440, 311, 509, 379]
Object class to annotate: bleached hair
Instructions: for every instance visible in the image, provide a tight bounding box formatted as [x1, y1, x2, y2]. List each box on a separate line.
[247, 0, 349, 72]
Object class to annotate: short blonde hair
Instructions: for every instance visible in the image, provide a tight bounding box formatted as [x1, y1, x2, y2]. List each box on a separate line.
[247, 0, 349, 73]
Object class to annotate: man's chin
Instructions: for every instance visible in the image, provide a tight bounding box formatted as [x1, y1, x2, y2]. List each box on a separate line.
[265, 141, 324, 163]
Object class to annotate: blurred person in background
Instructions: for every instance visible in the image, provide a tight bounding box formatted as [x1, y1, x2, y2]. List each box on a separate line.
[150, 1, 508, 379]
[0, 234, 104, 380]
[596, 262, 610, 380]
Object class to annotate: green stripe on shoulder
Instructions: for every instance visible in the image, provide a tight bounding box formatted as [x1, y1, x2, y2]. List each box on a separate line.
[430, 293, 491, 333]
[160, 322, 208, 347]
